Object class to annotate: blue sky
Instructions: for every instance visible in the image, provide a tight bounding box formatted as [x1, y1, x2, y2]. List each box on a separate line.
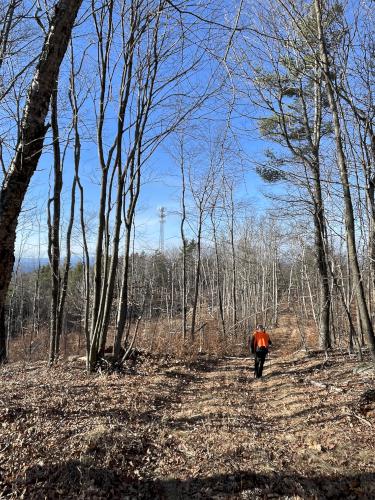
[8, 0, 294, 263]
[16, 122, 275, 260]
[3, 0, 370, 271]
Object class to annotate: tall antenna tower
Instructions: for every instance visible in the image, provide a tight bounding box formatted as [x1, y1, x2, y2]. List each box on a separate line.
[158, 207, 166, 252]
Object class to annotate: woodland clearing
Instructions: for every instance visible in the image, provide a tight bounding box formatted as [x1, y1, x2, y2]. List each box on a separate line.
[1, 2, 375, 497]
[0, 319, 375, 499]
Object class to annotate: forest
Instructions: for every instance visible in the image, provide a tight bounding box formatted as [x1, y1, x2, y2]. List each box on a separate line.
[0, 0, 375, 498]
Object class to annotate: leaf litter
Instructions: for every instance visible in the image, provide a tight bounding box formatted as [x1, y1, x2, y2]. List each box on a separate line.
[0, 331, 375, 499]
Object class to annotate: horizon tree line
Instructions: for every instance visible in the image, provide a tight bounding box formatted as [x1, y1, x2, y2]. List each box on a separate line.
[1, 0, 375, 369]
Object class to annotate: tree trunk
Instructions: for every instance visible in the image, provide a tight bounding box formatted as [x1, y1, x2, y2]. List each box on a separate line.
[311, 162, 331, 349]
[0, 305, 6, 363]
[48, 84, 62, 364]
[314, 0, 375, 360]
[228, 186, 237, 329]
[191, 211, 203, 341]
[0, 0, 83, 363]
[180, 148, 188, 341]
[114, 167, 142, 359]
[211, 209, 226, 337]
[0, 0, 17, 71]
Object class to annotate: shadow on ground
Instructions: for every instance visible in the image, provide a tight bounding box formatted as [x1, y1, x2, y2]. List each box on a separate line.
[12, 461, 375, 499]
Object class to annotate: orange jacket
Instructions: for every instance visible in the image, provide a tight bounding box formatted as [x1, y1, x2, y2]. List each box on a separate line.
[250, 330, 272, 353]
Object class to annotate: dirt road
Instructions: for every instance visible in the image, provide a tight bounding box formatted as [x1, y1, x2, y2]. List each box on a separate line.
[148, 352, 375, 498]
[1, 328, 375, 498]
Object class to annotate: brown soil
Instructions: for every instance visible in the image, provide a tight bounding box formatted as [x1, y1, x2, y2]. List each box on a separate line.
[1, 317, 375, 499]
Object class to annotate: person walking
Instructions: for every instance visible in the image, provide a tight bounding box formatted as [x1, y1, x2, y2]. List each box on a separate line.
[248, 324, 272, 379]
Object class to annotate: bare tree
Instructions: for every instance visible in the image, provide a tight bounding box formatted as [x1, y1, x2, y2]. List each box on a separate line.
[313, 0, 375, 360]
[0, 0, 82, 363]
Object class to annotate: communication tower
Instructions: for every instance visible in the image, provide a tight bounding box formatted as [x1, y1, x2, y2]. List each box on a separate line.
[158, 207, 166, 252]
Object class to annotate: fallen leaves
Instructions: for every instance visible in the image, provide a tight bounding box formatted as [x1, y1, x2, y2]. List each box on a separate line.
[0, 348, 374, 498]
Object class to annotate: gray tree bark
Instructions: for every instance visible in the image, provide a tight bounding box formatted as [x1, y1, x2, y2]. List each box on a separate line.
[0, 0, 82, 363]
[314, 0, 375, 360]
[48, 84, 62, 364]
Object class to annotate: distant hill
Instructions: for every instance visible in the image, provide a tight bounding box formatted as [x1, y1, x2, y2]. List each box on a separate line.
[16, 256, 83, 273]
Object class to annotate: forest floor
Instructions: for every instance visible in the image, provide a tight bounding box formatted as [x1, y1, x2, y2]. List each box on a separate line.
[1, 316, 375, 499]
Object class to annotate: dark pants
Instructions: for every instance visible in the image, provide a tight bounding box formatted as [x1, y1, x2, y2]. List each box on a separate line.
[254, 347, 268, 378]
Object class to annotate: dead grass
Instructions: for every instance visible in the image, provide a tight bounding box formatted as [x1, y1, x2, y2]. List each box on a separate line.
[1, 312, 374, 498]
